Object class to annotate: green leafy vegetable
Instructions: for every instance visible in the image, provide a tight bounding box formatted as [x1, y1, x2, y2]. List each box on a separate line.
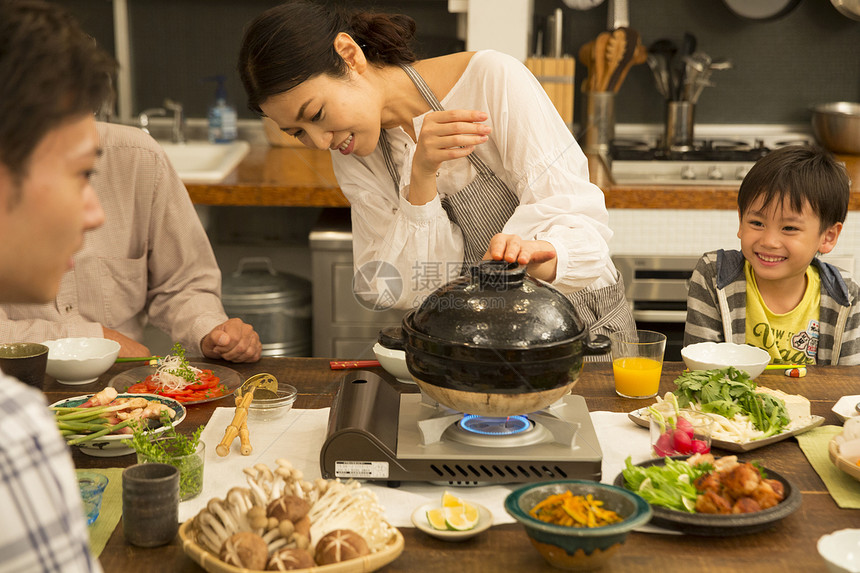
[673, 367, 790, 437]
[622, 456, 712, 513]
[123, 411, 205, 500]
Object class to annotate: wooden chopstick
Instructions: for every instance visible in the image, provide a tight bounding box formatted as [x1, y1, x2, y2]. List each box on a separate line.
[329, 360, 381, 370]
[115, 356, 160, 363]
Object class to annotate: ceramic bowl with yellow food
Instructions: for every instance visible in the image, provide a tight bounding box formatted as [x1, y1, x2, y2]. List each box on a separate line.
[504, 480, 651, 571]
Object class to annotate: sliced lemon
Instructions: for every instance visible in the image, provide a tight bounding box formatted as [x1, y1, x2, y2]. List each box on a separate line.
[444, 505, 479, 531]
[682, 496, 697, 512]
[426, 507, 449, 530]
[441, 490, 465, 508]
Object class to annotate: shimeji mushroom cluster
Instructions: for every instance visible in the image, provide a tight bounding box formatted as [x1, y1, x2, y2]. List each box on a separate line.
[192, 458, 396, 557]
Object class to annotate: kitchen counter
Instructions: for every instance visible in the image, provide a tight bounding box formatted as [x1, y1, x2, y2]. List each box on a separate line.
[50, 359, 859, 573]
[185, 144, 860, 209]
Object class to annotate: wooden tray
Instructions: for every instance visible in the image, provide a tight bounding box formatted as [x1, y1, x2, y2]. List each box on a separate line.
[179, 519, 405, 573]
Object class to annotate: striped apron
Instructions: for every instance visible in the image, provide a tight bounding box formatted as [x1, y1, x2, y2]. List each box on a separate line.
[380, 64, 635, 360]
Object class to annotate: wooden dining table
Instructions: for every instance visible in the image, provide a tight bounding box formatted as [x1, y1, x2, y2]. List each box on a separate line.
[44, 358, 858, 572]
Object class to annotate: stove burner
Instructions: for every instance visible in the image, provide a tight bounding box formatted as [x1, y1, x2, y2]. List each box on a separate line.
[709, 139, 752, 152]
[773, 139, 811, 148]
[459, 414, 531, 436]
[609, 137, 773, 162]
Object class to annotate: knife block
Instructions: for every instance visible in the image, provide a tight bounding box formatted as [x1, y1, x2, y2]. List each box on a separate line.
[525, 57, 576, 131]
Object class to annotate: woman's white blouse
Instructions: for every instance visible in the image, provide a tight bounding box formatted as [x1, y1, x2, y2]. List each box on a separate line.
[331, 50, 617, 310]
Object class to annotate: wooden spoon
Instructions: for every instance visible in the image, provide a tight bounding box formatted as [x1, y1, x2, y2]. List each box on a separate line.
[600, 28, 629, 92]
[592, 32, 611, 93]
[578, 40, 595, 92]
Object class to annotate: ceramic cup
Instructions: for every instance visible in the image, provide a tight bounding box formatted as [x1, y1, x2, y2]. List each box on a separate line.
[122, 463, 179, 547]
[609, 330, 667, 399]
[78, 471, 109, 526]
[0, 343, 49, 388]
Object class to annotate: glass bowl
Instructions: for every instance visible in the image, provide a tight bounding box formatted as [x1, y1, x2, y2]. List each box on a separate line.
[242, 383, 297, 421]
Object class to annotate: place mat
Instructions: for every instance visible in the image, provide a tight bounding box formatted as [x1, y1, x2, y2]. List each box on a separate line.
[77, 467, 123, 557]
[796, 425, 860, 509]
[181, 408, 654, 530]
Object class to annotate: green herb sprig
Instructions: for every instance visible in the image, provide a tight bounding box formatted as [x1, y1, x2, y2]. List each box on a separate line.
[123, 411, 205, 499]
[164, 342, 198, 384]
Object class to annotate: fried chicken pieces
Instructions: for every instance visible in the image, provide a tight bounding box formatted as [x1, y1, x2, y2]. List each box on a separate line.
[689, 454, 784, 515]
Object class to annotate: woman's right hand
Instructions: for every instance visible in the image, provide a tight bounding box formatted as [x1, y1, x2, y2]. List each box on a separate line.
[409, 109, 490, 205]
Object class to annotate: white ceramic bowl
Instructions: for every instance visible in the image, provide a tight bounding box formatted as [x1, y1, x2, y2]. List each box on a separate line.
[681, 342, 770, 379]
[43, 337, 121, 385]
[818, 529, 860, 573]
[373, 342, 414, 384]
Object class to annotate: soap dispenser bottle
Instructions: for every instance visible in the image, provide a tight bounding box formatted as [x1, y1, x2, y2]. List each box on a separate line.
[207, 75, 238, 143]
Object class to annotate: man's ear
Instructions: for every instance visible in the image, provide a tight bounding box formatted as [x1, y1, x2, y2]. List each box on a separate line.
[818, 221, 843, 255]
[333, 33, 367, 74]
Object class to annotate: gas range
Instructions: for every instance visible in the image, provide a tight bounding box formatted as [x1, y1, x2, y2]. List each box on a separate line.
[608, 125, 814, 186]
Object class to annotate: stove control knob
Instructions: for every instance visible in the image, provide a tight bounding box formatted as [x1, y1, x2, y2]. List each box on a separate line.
[707, 166, 724, 180]
[735, 165, 752, 180]
[681, 165, 697, 180]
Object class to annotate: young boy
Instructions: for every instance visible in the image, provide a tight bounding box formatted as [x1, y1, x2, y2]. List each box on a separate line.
[685, 145, 860, 365]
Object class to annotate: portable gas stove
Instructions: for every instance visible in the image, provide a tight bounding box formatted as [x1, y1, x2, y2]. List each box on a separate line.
[320, 371, 602, 487]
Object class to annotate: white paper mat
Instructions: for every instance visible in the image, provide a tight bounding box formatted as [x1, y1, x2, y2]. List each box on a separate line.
[180, 408, 652, 528]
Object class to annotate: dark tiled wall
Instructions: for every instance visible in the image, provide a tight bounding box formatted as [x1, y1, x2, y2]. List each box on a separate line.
[58, 0, 859, 125]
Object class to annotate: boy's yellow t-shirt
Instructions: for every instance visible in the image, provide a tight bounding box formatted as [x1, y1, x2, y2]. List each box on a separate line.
[744, 261, 820, 365]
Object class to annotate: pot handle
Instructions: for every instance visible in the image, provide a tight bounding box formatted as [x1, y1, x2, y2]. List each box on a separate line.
[233, 257, 277, 277]
[583, 333, 611, 356]
[469, 260, 526, 289]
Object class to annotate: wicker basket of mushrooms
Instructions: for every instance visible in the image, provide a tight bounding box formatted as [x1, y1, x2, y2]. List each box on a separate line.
[179, 458, 404, 572]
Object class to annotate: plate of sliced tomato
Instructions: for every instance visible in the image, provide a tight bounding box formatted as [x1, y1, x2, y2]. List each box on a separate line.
[108, 363, 242, 405]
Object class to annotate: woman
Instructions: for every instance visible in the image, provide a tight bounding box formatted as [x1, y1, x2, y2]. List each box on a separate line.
[238, 0, 633, 343]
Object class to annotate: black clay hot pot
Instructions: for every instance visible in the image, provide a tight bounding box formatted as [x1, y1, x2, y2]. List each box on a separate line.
[400, 260, 609, 417]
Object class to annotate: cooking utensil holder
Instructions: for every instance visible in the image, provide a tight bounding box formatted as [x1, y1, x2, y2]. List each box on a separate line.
[581, 91, 615, 156]
[664, 101, 695, 151]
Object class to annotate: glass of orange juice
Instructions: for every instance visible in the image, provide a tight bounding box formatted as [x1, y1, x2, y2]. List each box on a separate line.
[609, 330, 667, 399]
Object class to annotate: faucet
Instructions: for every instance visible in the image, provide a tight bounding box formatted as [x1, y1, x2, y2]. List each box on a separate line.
[164, 98, 186, 144]
[138, 98, 186, 143]
[138, 106, 167, 136]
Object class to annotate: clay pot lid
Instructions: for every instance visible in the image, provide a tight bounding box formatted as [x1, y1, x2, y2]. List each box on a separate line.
[408, 261, 583, 348]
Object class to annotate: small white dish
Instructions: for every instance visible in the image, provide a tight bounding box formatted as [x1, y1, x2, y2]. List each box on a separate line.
[411, 502, 493, 542]
[43, 337, 120, 384]
[681, 342, 770, 379]
[818, 528, 860, 573]
[373, 342, 415, 384]
[832, 395, 860, 423]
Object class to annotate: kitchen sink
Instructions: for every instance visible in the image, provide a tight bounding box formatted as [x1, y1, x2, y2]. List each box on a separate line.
[158, 140, 250, 183]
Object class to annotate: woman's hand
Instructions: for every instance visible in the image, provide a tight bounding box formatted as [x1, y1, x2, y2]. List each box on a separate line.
[484, 234, 558, 282]
[409, 109, 491, 205]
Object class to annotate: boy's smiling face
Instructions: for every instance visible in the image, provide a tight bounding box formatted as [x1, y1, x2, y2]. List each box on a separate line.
[737, 194, 842, 287]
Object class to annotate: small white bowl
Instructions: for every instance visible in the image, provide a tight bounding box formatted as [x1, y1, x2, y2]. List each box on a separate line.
[411, 502, 493, 542]
[373, 342, 414, 384]
[43, 337, 121, 385]
[818, 529, 860, 573]
[681, 342, 770, 379]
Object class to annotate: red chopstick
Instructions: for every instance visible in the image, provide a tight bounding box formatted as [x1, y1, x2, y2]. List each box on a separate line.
[329, 360, 381, 370]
